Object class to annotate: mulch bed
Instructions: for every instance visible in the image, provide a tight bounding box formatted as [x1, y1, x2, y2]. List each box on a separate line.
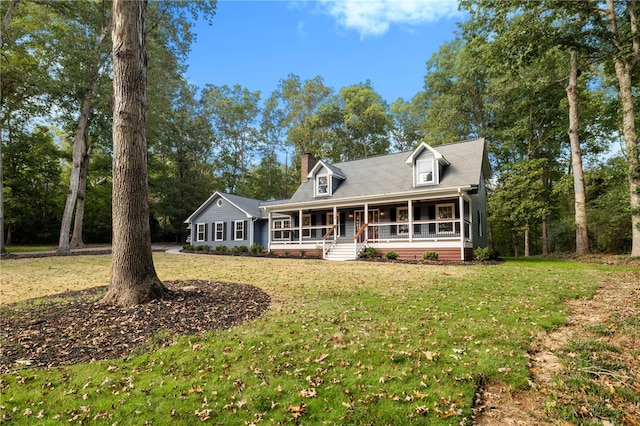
[0, 280, 271, 373]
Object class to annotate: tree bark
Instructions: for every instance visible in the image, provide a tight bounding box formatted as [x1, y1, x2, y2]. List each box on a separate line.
[0, 135, 5, 255]
[57, 92, 91, 253]
[524, 219, 530, 257]
[566, 49, 589, 256]
[101, 0, 166, 307]
[70, 145, 92, 248]
[0, 0, 21, 254]
[605, 0, 640, 257]
[542, 214, 552, 255]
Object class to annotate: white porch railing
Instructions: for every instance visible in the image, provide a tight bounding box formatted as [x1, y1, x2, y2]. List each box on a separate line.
[270, 219, 471, 246]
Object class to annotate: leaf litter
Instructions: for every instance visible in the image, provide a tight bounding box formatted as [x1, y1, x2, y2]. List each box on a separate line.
[0, 280, 270, 373]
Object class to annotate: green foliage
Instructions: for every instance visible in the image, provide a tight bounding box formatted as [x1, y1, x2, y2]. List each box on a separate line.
[359, 246, 377, 258]
[232, 245, 248, 254]
[383, 250, 398, 260]
[249, 243, 263, 254]
[215, 245, 228, 252]
[422, 251, 439, 261]
[182, 244, 195, 251]
[201, 245, 211, 252]
[2, 127, 64, 243]
[473, 247, 491, 261]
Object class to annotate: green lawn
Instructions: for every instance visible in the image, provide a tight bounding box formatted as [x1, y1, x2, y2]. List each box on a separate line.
[0, 254, 619, 424]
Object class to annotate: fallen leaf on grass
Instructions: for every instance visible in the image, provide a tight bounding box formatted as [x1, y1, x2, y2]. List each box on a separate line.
[288, 403, 306, 419]
[298, 388, 317, 398]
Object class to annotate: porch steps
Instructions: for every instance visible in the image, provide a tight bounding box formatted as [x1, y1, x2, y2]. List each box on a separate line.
[325, 244, 357, 261]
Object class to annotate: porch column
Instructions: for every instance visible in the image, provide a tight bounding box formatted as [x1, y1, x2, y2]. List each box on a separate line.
[458, 190, 465, 260]
[408, 199, 413, 243]
[333, 206, 337, 241]
[298, 209, 303, 244]
[364, 203, 369, 241]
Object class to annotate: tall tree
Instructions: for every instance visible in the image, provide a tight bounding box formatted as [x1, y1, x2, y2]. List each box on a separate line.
[149, 81, 216, 241]
[390, 93, 428, 151]
[602, 0, 639, 256]
[57, 3, 112, 253]
[421, 38, 492, 145]
[202, 84, 261, 195]
[317, 82, 392, 162]
[566, 49, 589, 255]
[278, 74, 333, 155]
[0, 0, 20, 253]
[102, 0, 166, 307]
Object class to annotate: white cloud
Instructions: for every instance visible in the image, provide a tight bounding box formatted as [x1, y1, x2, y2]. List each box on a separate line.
[318, 0, 461, 37]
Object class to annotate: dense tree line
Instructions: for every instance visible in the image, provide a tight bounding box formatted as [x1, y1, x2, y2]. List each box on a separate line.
[1, 0, 637, 256]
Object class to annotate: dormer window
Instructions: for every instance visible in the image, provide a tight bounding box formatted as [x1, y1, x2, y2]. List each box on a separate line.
[417, 159, 434, 185]
[308, 160, 345, 198]
[316, 173, 330, 196]
[406, 142, 449, 187]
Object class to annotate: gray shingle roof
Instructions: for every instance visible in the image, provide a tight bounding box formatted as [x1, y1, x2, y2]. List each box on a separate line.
[288, 138, 487, 203]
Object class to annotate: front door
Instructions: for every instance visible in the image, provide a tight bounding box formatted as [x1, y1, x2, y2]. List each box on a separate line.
[354, 209, 379, 242]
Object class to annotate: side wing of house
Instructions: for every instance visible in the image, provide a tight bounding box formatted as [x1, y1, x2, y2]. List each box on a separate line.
[185, 192, 266, 249]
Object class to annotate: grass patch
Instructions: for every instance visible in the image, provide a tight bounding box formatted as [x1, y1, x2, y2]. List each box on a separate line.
[0, 255, 608, 424]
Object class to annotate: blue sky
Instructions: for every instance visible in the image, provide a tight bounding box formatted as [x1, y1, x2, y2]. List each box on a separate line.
[185, 0, 466, 103]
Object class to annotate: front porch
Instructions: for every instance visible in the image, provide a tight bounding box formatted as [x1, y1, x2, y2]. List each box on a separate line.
[266, 197, 475, 261]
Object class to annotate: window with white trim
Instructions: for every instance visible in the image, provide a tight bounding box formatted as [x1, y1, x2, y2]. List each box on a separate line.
[316, 173, 329, 196]
[436, 203, 455, 234]
[234, 220, 245, 241]
[416, 159, 435, 185]
[196, 223, 206, 242]
[302, 214, 311, 238]
[397, 207, 409, 234]
[273, 219, 291, 240]
[215, 222, 224, 241]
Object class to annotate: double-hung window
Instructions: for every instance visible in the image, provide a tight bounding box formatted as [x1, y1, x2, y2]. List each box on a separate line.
[302, 214, 311, 238]
[397, 207, 409, 235]
[416, 159, 434, 185]
[436, 203, 454, 235]
[274, 219, 291, 240]
[234, 221, 245, 241]
[196, 223, 206, 242]
[316, 174, 329, 196]
[215, 222, 224, 241]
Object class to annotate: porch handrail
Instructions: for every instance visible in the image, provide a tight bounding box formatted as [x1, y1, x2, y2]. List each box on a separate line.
[353, 222, 368, 241]
[321, 224, 337, 240]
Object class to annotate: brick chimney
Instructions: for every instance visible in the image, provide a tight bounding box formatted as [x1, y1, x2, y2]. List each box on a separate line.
[300, 153, 317, 183]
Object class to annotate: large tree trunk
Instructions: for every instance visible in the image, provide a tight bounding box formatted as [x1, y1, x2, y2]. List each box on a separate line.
[57, 93, 91, 253]
[70, 145, 92, 248]
[566, 50, 589, 256]
[606, 0, 640, 257]
[0, 0, 20, 254]
[524, 219, 530, 257]
[101, 0, 166, 308]
[57, 18, 111, 254]
[0, 136, 5, 255]
[542, 214, 552, 255]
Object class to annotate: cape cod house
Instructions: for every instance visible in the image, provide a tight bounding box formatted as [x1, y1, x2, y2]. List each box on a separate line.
[185, 138, 490, 261]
